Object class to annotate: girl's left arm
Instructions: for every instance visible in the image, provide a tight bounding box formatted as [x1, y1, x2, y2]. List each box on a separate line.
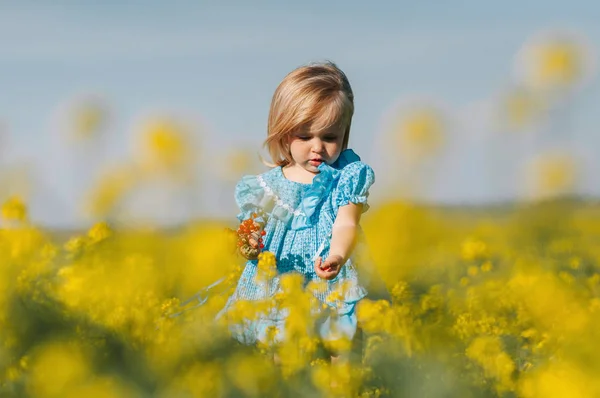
[314, 202, 363, 279]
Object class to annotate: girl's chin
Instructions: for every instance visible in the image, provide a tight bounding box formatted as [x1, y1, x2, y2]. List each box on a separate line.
[303, 165, 320, 175]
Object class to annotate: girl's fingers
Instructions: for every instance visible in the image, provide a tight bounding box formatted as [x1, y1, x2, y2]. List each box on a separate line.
[315, 258, 323, 273]
[317, 257, 325, 269]
[315, 268, 338, 280]
[324, 271, 337, 280]
[314, 257, 340, 279]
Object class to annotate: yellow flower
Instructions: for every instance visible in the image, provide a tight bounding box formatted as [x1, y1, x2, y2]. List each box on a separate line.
[520, 328, 537, 339]
[390, 280, 411, 302]
[87, 221, 112, 244]
[19, 355, 29, 370]
[162, 362, 224, 397]
[519, 362, 600, 398]
[467, 266, 479, 277]
[5, 365, 21, 381]
[357, 299, 391, 333]
[501, 87, 544, 130]
[136, 118, 194, 177]
[568, 257, 580, 270]
[466, 336, 515, 392]
[538, 42, 580, 86]
[516, 31, 593, 91]
[255, 251, 277, 282]
[27, 342, 91, 397]
[257, 251, 276, 269]
[461, 237, 488, 261]
[159, 297, 181, 317]
[480, 261, 493, 272]
[587, 274, 600, 288]
[393, 107, 445, 161]
[64, 236, 87, 254]
[1, 196, 27, 222]
[70, 99, 106, 140]
[526, 152, 576, 199]
[226, 354, 275, 396]
[85, 165, 136, 217]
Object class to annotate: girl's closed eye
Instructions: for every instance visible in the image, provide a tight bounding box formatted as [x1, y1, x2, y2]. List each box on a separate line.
[295, 134, 338, 142]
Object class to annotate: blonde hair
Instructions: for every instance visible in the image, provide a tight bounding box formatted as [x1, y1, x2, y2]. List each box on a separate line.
[262, 61, 354, 167]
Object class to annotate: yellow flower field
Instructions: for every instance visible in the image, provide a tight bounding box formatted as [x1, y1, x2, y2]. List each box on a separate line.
[1, 195, 600, 397]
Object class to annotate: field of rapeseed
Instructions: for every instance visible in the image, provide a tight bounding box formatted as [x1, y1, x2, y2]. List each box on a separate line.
[1, 196, 600, 397]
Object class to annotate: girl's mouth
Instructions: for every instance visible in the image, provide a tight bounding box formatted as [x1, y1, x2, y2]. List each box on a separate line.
[309, 159, 323, 166]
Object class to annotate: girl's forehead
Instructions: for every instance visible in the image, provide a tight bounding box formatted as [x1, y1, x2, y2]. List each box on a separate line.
[297, 123, 345, 135]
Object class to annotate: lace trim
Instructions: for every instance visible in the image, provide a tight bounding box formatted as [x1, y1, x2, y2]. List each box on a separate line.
[256, 175, 305, 217]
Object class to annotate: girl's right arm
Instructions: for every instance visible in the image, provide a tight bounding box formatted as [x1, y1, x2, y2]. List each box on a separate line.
[315, 160, 375, 279]
[314, 202, 363, 280]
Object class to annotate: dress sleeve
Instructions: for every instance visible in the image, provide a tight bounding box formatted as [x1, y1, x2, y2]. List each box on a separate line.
[234, 175, 267, 222]
[334, 162, 375, 213]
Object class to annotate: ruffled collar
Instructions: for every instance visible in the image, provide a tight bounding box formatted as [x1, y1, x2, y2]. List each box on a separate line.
[289, 149, 361, 230]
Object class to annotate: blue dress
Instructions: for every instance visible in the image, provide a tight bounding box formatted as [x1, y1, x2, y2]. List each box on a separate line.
[220, 149, 376, 344]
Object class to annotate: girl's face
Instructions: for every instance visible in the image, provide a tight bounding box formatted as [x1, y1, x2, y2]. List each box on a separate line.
[287, 125, 345, 176]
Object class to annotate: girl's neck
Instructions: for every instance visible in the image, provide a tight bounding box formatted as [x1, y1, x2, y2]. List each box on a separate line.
[282, 164, 317, 184]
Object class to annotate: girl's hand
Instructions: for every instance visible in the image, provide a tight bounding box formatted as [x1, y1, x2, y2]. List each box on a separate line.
[240, 232, 261, 260]
[314, 255, 343, 280]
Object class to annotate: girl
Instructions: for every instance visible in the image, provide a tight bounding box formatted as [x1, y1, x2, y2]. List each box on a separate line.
[220, 61, 381, 349]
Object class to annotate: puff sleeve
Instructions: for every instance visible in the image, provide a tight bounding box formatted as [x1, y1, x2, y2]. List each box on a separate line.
[234, 175, 269, 222]
[333, 162, 375, 213]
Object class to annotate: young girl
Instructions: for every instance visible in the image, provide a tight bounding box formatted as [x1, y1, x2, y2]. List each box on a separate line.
[220, 61, 379, 348]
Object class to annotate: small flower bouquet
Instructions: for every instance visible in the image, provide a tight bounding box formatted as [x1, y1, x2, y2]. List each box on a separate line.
[228, 213, 266, 260]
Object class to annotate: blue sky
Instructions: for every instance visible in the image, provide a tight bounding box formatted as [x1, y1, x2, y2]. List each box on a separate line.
[0, 1, 598, 228]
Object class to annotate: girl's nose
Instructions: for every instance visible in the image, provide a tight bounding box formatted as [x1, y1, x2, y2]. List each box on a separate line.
[312, 140, 324, 152]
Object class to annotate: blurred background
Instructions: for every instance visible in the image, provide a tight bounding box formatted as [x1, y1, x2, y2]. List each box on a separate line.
[0, 1, 598, 229]
[3, 4, 600, 397]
